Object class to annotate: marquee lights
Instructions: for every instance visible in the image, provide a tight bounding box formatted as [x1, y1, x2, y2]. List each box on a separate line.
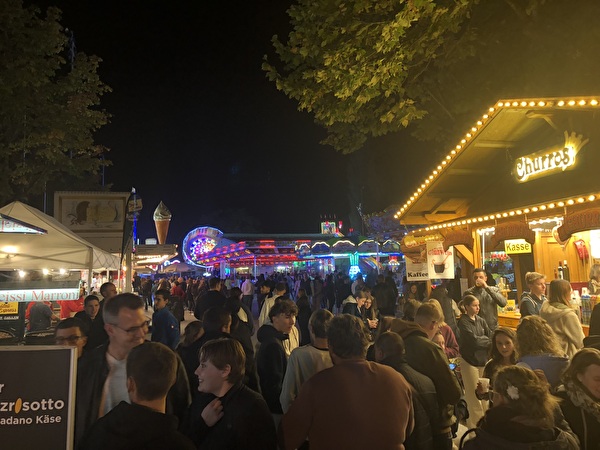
[396, 96, 600, 218]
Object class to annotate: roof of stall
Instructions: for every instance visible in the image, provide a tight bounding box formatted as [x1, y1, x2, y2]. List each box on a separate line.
[395, 96, 600, 227]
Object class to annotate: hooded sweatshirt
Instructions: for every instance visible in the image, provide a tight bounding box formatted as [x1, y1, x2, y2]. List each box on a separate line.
[341, 295, 361, 318]
[256, 324, 289, 413]
[390, 320, 462, 431]
[78, 401, 195, 450]
[540, 301, 585, 358]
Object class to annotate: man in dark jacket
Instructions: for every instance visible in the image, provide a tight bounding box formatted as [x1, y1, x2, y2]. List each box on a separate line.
[372, 274, 397, 316]
[79, 342, 195, 450]
[375, 331, 438, 450]
[187, 338, 276, 450]
[194, 277, 226, 320]
[389, 302, 462, 450]
[151, 289, 180, 350]
[256, 299, 298, 417]
[74, 294, 191, 446]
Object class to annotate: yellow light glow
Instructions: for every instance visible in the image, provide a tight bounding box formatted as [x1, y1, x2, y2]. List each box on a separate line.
[512, 101, 519, 106]
[509, 211, 515, 216]
[446, 156, 451, 160]
[421, 184, 426, 188]
[568, 100, 576, 106]
[529, 101, 535, 106]
[425, 179, 430, 184]
[442, 161, 447, 165]
[42, 268, 50, 275]
[451, 150, 456, 155]
[410, 196, 415, 201]
[520, 101, 527, 106]
[549, 203, 555, 208]
[532, 207, 538, 212]
[461, 139, 467, 144]
[567, 199, 574, 205]
[1, 246, 18, 254]
[59, 268, 67, 275]
[495, 214, 501, 218]
[516, 210, 522, 214]
[579, 100, 586, 106]
[433, 171, 438, 175]
[18, 270, 26, 278]
[483, 114, 489, 119]
[462, 220, 467, 225]
[477, 121, 483, 125]
[577, 197, 585, 203]
[591, 100, 598, 106]
[484, 216, 489, 221]
[471, 127, 477, 132]
[497, 102, 504, 107]
[467, 219, 472, 223]
[502, 213, 508, 217]
[589, 195, 596, 201]
[538, 101, 546, 106]
[558, 201, 565, 207]
[429, 175, 434, 180]
[466, 133, 472, 138]
[558, 100, 565, 106]
[524, 208, 530, 213]
[478, 217, 483, 222]
[417, 188, 422, 193]
[437, 166, 442, 170]
[540, 205, 547, 210]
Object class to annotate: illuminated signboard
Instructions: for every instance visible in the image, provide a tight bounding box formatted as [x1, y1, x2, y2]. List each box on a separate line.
[514, 131, 588, 182]
[504, 239, 532, 254]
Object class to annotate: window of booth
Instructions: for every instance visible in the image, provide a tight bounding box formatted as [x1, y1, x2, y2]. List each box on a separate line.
[478, 228, 517, 299]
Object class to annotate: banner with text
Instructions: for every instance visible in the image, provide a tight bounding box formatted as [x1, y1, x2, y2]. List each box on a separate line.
[406, 256, 429, 281]
[0, 346, 76, 449]
[426, 241, 455, 279]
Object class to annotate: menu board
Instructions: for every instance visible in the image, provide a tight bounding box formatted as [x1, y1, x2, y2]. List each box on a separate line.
[0, 346, 76, 449]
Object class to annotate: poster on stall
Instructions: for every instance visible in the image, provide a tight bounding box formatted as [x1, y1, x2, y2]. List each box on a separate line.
[406, 256, 429, 281]
[426, 241, 455, 279]
[0, 346, 76, 450]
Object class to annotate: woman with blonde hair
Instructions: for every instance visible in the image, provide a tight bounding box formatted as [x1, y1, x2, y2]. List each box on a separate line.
[427, 299, 459, 359]
[519, 271, 547, 318]
[461, 366, 579, 448]
[516, 315, 569, 390]
[540, 278, 584, 358]
[556, 348, 600, 449]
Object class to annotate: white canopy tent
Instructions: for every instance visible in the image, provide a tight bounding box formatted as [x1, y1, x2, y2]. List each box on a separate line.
[0, 202, 120, 287]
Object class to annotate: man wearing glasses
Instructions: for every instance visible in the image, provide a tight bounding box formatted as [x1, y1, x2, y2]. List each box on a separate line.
[74, 293, 191, 446]
[54, 317, 88, 358]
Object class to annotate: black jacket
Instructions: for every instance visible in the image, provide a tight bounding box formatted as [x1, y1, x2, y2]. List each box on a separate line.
[187, 383, 276, 450]
[194, 290, 227, 320]
[78, 401, 195, 450]
[457, 314, 491, 367]
[556, 387, 600, 450]
[74, 342, 191, 447]
[392, 320, 462, 431]
[379, 354, 437, 450]
[256, 324, 288, 413]
[372, 281, 396, 315]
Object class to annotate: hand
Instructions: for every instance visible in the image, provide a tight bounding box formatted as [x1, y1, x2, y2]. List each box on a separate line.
[201, 398, 224, 427]
[475, 381, 484, 395]
[475, 279, 488, 289]
[368, 319, 378, 329]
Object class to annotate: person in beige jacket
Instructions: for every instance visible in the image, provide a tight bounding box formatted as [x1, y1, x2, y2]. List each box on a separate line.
[540, 279, 585, 358]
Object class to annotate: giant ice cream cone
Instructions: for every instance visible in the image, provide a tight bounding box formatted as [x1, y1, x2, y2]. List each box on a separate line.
[153, 201, 172, 244]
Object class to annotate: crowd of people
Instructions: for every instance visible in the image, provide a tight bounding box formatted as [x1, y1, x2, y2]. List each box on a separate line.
[41, 265, 600, 449]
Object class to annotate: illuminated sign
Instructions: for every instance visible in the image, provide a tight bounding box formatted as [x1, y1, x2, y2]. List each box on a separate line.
[0, 288, 80, 303]
[0, 215, 46, 234]
[514, 131, 588, 182]
[504, 239, 532, 254]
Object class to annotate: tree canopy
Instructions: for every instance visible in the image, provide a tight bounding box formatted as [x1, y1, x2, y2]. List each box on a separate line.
[0, 0, 110, 205]
[264, 0, 600, 154]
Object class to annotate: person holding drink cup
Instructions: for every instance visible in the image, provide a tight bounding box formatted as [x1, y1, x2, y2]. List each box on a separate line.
[458, 294, 492, 429]
[476, 327, 517, 406]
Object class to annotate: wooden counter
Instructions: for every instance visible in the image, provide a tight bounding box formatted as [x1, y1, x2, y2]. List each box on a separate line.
[498, 312, 589, 336]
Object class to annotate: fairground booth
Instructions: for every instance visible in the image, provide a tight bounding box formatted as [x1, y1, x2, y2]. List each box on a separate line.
[395, 96, 600, 333]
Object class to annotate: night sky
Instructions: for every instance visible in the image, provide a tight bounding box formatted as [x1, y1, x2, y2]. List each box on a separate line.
[31, 0, 428, 247]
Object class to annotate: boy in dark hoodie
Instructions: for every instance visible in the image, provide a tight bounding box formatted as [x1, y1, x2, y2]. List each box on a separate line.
[256, 299, 299, 420]
[78, 342, 194, 450]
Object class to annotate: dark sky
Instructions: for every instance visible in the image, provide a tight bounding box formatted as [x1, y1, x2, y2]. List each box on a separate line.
[32, 0, 428, 247]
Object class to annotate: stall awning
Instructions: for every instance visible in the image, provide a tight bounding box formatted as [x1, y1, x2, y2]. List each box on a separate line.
[0, 201, 120, 270]
[396, 96, 600, 227]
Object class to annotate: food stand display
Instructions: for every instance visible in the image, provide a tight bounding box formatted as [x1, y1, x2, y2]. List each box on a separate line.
[394, 96, 600, 334]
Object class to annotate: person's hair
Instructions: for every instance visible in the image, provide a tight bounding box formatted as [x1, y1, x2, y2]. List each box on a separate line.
[472, 268, 485, 275]
[84, 294, 100, 306]
[155, 289, 170, 300]
[55, 317, 87, 336]
[428, 286, 448, 301]
[229, 287, 242, 299]
[374, 331, 405, 359]
[562, 347, 600, 390]
[516, 315, 564, 357]
[425, 299, 445, 324]
[373, 316, 394, 342]
[414, 302, 442, 326]
[402, 299, 421, 321]
[494, 365, 558, 427]
[548, 279, 571, 307]
[199, 338, 246, 385]
[202, 307, 232, 333]
[275, 282, 287, 293]
[489, 327, 517, 363]
[181, 320, 203, 347]
[127, 342, 177, 401]
[461, 294, 479, 307]
[525, 272, 546, 286]
[268, 298, 298, 320]
[590, 264, 600, 282]
[309, 309, 334, 339]
[103, 293, 144, 324]
[357, 287, 378, 317]
[297, 288, 307, 298]
[208, 277, 221, 289]
[99, 282, 115, 297]
[328, 314, 370, 359]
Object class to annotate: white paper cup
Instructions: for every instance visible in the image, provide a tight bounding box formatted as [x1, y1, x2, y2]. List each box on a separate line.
[478, 377, 490, 393]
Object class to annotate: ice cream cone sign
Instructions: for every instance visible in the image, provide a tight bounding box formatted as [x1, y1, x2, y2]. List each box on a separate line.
[153, 201, 172, 244]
